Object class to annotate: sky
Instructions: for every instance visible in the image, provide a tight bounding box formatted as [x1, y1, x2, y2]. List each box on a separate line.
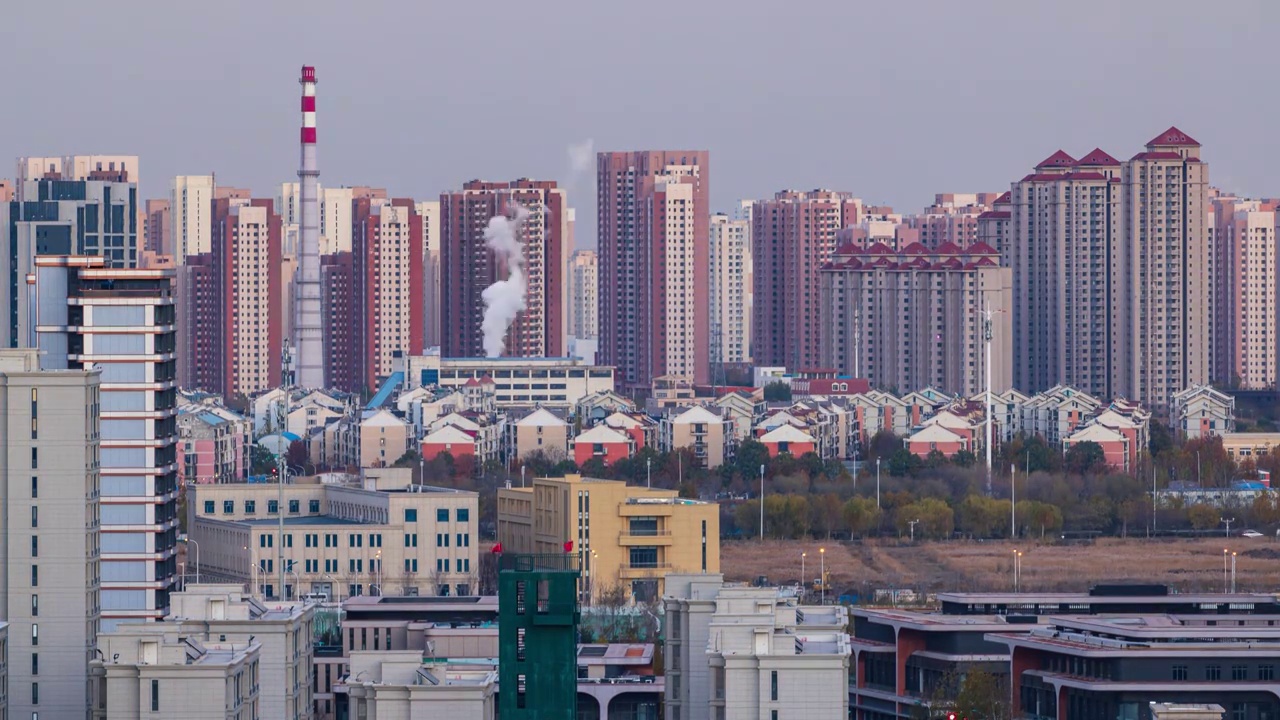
[3, 0, 1278, 249]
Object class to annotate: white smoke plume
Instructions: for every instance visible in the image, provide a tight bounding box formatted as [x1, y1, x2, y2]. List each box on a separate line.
[567, 138, 594, 186]
[481, 205, 532, 357]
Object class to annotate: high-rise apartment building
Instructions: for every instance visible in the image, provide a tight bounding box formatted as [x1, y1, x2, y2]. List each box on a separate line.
[976, 191, 1013, 266]
[909, 192, 1000, 248]
[418, 200, 442, 350]
[1210, 198, 1278, 389]
[709, 213, 751, 367]
[1123, 128, 1210, 410]
[597, 151, 710, 388]
[321, 252, 359, 392]
[144, 198, 171, 255]
[439, 179, 567, 359]
[0, 348, 100, 720]
[567, 249, 598, 341]
[170, 175, 215, 261]
[1009, 128, 1209, 410]
[277, 182, 356, 255]
[752, 190, 860, 371]
[30, 257, 179, 630]
[820, 241, 1012, 397]
[1011, 148, 1125, 400]
[352, 197, 424, 391]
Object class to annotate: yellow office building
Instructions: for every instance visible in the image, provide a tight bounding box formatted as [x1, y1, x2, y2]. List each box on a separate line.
[497, 475, 719, 603]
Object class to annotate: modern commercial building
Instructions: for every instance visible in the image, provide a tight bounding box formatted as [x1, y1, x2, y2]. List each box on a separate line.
[439, 179, 568, 358]
[29, 258, 180, 629]
[597, 150, 711, 389]
[752, 190, 860, 371]
[402, 353, 615, 407]
[709, 213, 752, 367]
[497, 475, 719, 603]
[2, 176, 140, 346]
[171, 175, 216, 261]
[188, 472, 479, 600]
[990, 614, 1280, 720]
[819, 241, 1012, 397]
[92, 584, 314, 720]
[1209, 198, 1278, 389]
[1010, 128, 1209, 410]
[664, 574, 850, 720]
[568, 249, 599, 342]
[17, 155, 138, 191]
[0, 348, 101, 720]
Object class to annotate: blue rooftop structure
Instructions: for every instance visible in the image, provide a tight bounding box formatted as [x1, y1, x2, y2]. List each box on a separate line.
[366, 371, 404, 410]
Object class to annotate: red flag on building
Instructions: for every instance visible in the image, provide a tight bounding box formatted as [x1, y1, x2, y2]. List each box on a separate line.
[491, 542, 503, 554]
[563, 540, 574, 553]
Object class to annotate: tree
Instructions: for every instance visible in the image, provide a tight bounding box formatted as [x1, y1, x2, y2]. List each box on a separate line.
[952, 449, 977, 467]
[887, 448, 920, 477]
[1149, 418, 1175, 456]
[842, 496, 882, 537]
[809, 493, 843, 539]
[951, 668, 1011, 720]
[866, 430, 901, 463]
[249, 444, 277, 476]
[1016, 500, 1063, 538]
[732, 439, 771, 481]
[763, 381, 792, 402]
[1064, 441, 1107, 475]
[895, 497, 954, 539]
[1187, 502, 1220, 531]
[957, 494, 1008, 538]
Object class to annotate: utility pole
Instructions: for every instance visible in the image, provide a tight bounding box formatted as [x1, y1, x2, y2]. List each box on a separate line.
[1011, 463, 1017, 538]
[982, 299, 995, 496]
[759, 464, 766, 541]
[908, 518, 920, 543]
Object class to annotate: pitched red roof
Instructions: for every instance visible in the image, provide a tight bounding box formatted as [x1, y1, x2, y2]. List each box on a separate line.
[1076, 148, 1120, 166]
[978, 210, 1011, 220]
[965, 241, 999, 255]
[1062, 171, 1109, 181]
[1146, 126, 1199, 147]
[993, 191, 1011, 205]
[861, 241, 896, 256]
[899, 241, 929, 256]
[1035, 150, 1077, 169]
[933, 241, 962, 254]
[1129, 151, 1185, 162]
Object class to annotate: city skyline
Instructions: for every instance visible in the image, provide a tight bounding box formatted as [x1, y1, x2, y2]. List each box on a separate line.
[4, 2, 1278, 249]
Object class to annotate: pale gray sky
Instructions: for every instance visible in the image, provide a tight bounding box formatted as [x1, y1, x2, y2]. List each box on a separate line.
[4, 0, 1277, 247]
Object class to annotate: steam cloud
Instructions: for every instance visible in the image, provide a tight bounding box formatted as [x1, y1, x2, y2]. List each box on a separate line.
[567, 138, 594, 182]
[481, 206, 532, 358]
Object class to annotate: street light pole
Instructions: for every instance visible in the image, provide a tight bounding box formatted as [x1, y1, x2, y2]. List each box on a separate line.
[1231, 551, 1237, 593]
[819, 548, 826, 605]
[1222, 517, 1235, 537]
[876, 458, 881, 509]
[186, 537, 200, 585]
[908, 518, 920, 543]
[801, 552, 806, 596]
[1223, 548, 1229, 593]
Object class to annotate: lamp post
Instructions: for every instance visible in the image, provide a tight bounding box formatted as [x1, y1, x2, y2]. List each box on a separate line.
[376, 550, 383, 597]
[759, 464, 766, 541]
[1222, 517, 1235, 537]
[1223, 548, 1229, 593]
[324, 574, 340, 602]
[819, 548, 826, 606]
[1231, 551, 1237, 593]
[590, 551, 598, 605]
[1014, 550, 1023, 593]
[876, 458, 881, 509]
[647, 458, 651, 489]
[801, 552, 806, 596]
[908, 518, 920, 543]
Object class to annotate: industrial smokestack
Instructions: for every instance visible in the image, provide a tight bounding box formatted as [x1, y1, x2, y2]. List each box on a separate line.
[294, 65, 324, 388]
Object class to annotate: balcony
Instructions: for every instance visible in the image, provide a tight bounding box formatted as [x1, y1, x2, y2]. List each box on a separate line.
[618, 530, 673, 546]
[619, 563, 673, 579]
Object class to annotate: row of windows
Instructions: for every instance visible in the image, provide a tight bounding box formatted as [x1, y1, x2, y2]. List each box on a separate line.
[403, 508, 470, 523]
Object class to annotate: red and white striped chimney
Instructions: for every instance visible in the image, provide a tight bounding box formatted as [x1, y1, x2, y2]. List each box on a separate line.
[294, 65, 324, 388]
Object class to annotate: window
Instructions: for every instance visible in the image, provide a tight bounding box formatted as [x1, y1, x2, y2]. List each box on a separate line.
[151, 679, 159, 711]
[260, 535, 273, 549]
[436, 558, 450, 573]
[32, 506, 37, 527]
[404, 559, 418, 573]
[457, 508, 470, 522]
[309, 499, 320, 513]
[204, 500, 215, 514]
[404, 509, 417, 522]
[289, 499, 300, 514]
[31, 565, 38, 587]
[629, 547, 658, 569]
[1232, 664, 1248, 681]
[31, 594, 38, 616]
[31, 536, 38, 557]
[349, 534, 362, 548]
[31, 476, 37, 498]
[369, 534, 382, 548]
[404, 533, 418, 547]
[436, 533, 449, 548]
[1261, 665, 1275, 681]
[456, 533, 470, 547]
[285, 534, 293, 548]
[32, 652, 38, 674]
[245, 500, 256, 514]
[32, 682, 38, 705]
[1206, 665, 1221, 681]
[771, 670, 778, 701]
[268, 500, 279, 514]
[32, 623, 38, 645]
[436, 508, 449, 522]
[31, 447, 37, 468]
[223, 500, 234, 514]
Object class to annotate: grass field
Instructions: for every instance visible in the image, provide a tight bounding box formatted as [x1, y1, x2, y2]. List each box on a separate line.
[721, 536, 1280, 596]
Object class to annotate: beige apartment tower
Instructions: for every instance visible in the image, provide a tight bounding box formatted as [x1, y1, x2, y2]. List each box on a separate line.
[0, 349, 101, 720]
[497, 475, 719, 603]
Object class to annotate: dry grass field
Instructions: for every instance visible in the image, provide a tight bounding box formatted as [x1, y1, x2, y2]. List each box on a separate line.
[721, 536, 1280, 596]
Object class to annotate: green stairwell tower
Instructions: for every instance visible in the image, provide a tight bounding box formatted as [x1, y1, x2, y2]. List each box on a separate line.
[498, 553, 582, 720]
